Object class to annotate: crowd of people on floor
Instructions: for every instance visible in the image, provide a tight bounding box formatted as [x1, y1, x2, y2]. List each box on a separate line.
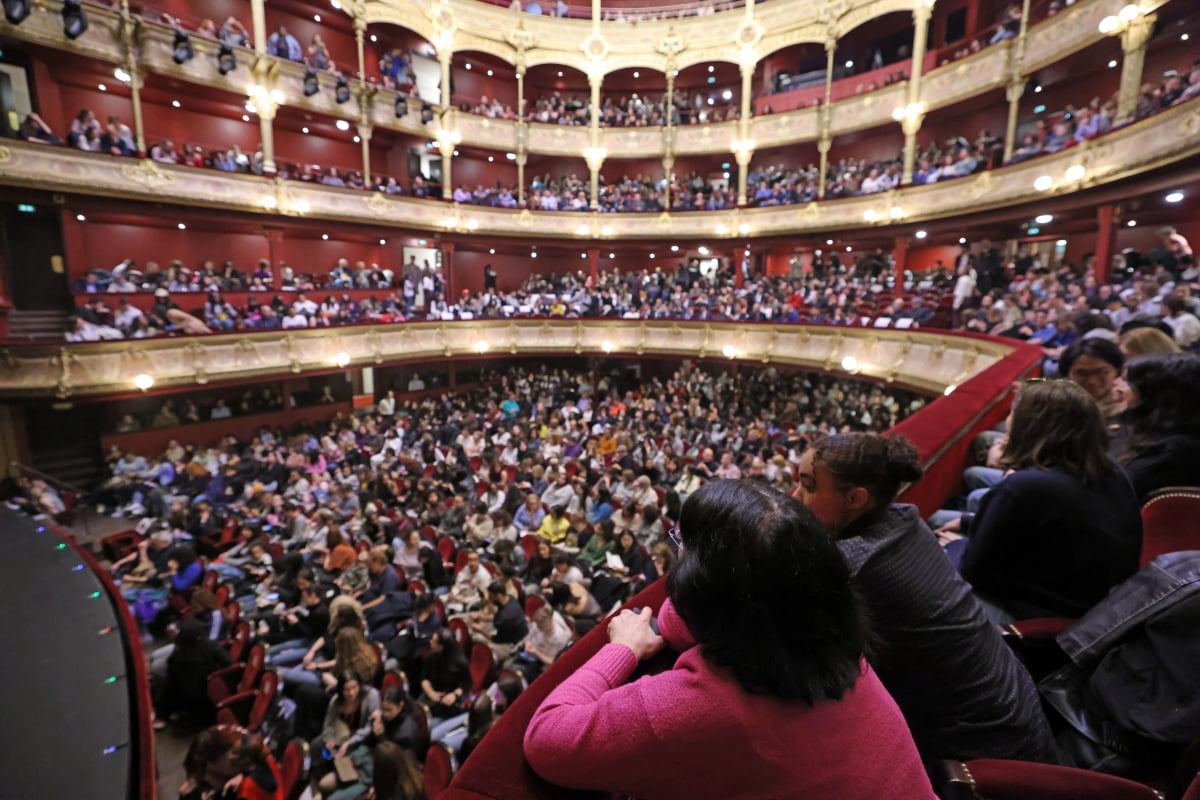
[79, 361, 926, 798]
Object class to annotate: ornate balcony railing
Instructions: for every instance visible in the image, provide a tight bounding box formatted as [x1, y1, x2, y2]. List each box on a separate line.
[0, 0, 1168, 160]
[2, 96, 1196, 237]
[0, 320, 1019, 398]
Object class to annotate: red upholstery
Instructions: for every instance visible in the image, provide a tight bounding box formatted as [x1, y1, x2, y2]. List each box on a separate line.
[407, 579, 428, 594]
[1001, 617, 1075, 640]
[439, 537, 457, 568]
[524, 595, 546, 620]
[425, 741, 459, 799]
[224, 621, 251, 663]
[100, 529, 141, 561]
[963, 759, 1164, 799]
[208, 643, 265, 706]
[443, 578, 667, 800]
[202, 569, 220, 592]
[1139, 488, 1200, 568]
[413, 699, 432, 762]
[216, 668, 279, 732]
[469, 642, 496, 695]
[449, 618, 471, 651]
[519, 535, 539, 561]
[892, 338, 1042, 516]
[455, 549, 471, 573]
[381, 669, 408, 696]
[1183, 770, 1200, 800]
[280, 739, 309, 800]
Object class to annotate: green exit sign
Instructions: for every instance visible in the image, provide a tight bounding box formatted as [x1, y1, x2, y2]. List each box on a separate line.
[17, 204, 36, 213]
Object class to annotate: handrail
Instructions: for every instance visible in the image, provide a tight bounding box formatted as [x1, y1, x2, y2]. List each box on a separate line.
[474, 0, 747, 20]
[10, 462, 91, 497]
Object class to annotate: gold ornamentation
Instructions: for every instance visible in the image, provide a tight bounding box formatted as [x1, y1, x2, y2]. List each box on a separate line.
[122, 160, 176, 189]
[0, 146, 12, 163]
[581, 33, 609, 61]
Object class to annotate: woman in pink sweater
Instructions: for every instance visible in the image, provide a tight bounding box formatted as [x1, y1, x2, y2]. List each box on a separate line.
[524, 479, 936, 800]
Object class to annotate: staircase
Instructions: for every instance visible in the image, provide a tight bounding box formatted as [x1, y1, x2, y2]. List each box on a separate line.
[32, 448, 104, 493]
[7, 309, 70, 340]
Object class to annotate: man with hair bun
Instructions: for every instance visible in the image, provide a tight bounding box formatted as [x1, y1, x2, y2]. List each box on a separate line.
[794, 432, 1057, 764]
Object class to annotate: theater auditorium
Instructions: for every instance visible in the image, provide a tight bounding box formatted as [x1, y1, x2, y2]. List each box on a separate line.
[1, 0, 1199, 796]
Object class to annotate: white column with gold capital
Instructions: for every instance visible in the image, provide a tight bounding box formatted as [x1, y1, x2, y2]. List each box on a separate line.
[1115, 11, 1156, 124]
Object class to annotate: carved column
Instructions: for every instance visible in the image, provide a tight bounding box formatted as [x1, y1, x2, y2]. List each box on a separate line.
[516, 61, 528, 205]
[1116, 14, 1156, 124]
[353, 14, 367, 81]
[663, 66, 676, 211]
[900, 112, 924, 186]
[358, 123, 373, 187]
[436, 114, 459, 201]
[734, 60, 756, 207]
[817, 135, 832, 199]
[1003, 79, 1023, 162]
[441, 241, 455, 299]
[258, 105, 277, 176]
[586, 69, 604, 210]
[907, 3, 932, 108]
[250, 0, 267, 55]
[118, 1, 146, 155]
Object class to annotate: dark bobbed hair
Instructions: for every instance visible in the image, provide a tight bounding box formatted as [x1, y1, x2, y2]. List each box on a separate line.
[1120, 353, 1200, 458]
[1060, 337, 1124, 377]
[371, 741, 424, 800]
[1000, 380, 1111, 484]
[809, 433, 923, 509]
[667, 479, 866, 705]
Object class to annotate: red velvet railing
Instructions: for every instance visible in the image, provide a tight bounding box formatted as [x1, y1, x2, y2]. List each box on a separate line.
[45, 519, 158, 800]
[445, 332, 1043, 798]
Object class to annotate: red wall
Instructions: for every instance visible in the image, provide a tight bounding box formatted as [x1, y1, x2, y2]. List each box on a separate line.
[451, 250, 543, 295]
[831, 126, 905, 165]
[451, 66, 519, 108]
[906, 244, 961, 271]
[452, 157, 519, 189]
[139, 99, 261, 153]
[49, 84, 134, 142]
[65, 220, 269, 279]
[1062, 219, 1200, 267]
[100, 401, 352, 456]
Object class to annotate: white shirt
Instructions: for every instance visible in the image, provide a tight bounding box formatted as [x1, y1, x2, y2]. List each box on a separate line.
[1165, 312, 1200, 347]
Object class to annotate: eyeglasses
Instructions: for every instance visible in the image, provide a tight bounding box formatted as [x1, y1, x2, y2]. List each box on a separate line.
[667, 524, 682, 550]
[1068, 367, 1117, 382]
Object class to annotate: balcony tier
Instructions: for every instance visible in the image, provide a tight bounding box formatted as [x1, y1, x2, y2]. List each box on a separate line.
[0, 320, 1018, 398]
[2, 96, 1197, 238]
[0, 0, 1165, 158]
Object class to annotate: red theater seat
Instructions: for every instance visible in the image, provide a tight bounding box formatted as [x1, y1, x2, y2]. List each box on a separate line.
[280, 739, 309, 800]
[936, 758, 1165, 800]
[425, 741, 459, 799]
[1139, 487, 1200, 568]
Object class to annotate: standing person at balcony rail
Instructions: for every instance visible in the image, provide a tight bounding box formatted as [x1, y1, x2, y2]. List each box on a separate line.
[524, 480, 937, 799]
[793, 432, 1058, 763]
[267, 24, 302, 62]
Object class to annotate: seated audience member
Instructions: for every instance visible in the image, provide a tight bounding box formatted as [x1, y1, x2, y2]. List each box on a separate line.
[514, 605, 572, 679]
[935, 380, 1142, 619]
[523, 480, 937, 799]
[312, 671, 382, 798]
[155, 618, 233, 727]
[1110, 353, 1200, 500]
[225, 733, 284, 800]
[369, 741, 424, 800]
[419, 629, 471, 719]
[796, 433, 1057, 762]
[178, 724, 245, 800]
[468, 579, 530, 660]
[1059, 337, 1127, 417]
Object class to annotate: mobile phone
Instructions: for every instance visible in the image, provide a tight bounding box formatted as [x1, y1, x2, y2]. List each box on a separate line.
[627, 607, 660, 635]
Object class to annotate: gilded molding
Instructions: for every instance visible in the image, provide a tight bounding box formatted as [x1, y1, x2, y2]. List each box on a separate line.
[2, 95, 1195, 238]
[0, 322, 1014, 398]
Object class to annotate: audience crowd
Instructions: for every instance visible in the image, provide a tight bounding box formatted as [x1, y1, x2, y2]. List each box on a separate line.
[68, 360, 926, 797]
[68, 251, 952, 341]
